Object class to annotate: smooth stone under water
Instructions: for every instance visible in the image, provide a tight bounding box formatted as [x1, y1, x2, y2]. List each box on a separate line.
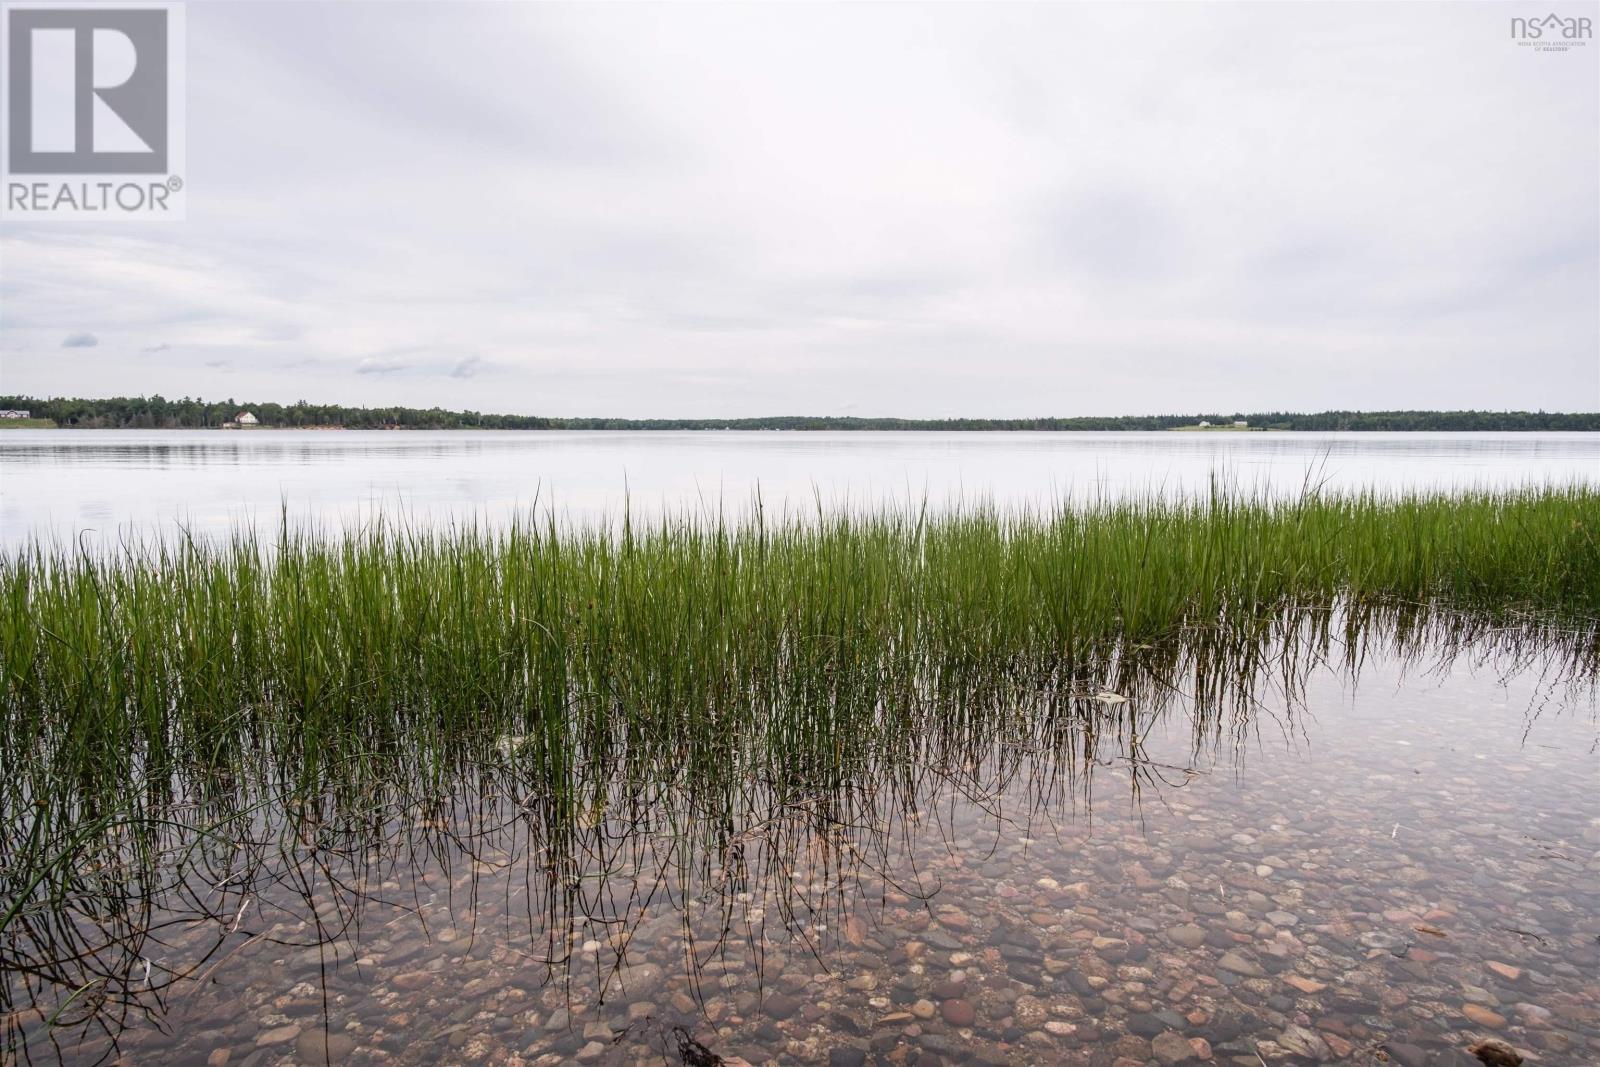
[4, 637, 1597, 1066]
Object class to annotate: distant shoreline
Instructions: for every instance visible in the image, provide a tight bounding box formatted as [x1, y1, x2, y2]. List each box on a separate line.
[3, 398, 1597, 433]
[9, 423, 1600, 434]
[14, 422, 1278, 432]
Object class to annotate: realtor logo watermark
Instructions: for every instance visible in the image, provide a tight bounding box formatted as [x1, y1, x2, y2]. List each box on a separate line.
[1, 2, 185, 220]
[1511, 11, 1592, 51]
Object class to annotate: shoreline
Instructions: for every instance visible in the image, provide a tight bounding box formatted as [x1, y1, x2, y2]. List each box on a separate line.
[8, 423, 1600, 434]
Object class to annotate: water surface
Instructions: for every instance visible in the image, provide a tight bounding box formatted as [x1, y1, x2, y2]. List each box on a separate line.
[3, 430, 1595, 547]
[4, 433, 1596, 1066]
[5, 626, 1596, 1067]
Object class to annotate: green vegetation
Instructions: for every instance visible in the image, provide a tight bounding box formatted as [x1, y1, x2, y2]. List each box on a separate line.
[3, 487, 1595, 805]
[2, 487, 1597, 1042]
[0, 418, 56, 429]
[3, 394, 1595, 431]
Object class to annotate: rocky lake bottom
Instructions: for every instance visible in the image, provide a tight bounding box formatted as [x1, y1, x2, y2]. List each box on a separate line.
[5, 645, 1598, 1067]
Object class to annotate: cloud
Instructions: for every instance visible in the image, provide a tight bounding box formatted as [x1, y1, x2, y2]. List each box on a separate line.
[141, 342, 172, 354]
[61, 332, 99, 348]
[355, 356, 410, 376]
[0, 4, 1593, 415]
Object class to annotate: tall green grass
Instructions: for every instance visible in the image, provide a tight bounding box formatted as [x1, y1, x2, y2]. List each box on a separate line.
[1, 485, 1597, 1048]
[1, 486, 1594, 804]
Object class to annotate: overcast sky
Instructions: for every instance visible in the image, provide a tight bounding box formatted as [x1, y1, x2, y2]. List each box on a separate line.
[1, 2, 1596, 417]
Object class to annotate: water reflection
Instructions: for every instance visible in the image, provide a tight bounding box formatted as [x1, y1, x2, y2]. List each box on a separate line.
[3, 615, 1597, 1065]
[5, 431, 1597, 549]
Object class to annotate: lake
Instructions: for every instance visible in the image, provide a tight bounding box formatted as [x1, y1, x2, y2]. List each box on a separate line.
[5, 622, 1597, 1067]
[2, 430, 1597, 547]
[2, 432, 1597, 1067]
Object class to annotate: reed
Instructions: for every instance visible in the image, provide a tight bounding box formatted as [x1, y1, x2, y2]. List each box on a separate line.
[1, 486, 1594, 806]
[2, 485, 1597, 1048]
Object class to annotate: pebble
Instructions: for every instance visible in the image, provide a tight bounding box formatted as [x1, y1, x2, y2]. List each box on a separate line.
[1485, 961, 1522, 982]
[1462, 1003, 1508, 1028]
[1167, 924, 1206, 950]
[1359, 930, 1411, 955]
[763, 993, 802, 1020]
[27, 645, 1596, 1067]
[1151, 1030, 1196, 1064]
[1275, 1024, 1328, 1059]
[1216, 950, 1265, 978]
[1466, 1037, 1525, 1066]
[254, 1025, 300, 1047]
[295, 1030, 357, 1064]
[939, 999, 976, 1027]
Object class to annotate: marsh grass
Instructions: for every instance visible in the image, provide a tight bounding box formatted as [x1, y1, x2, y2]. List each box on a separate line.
[2, 486, 1595, 798]
[1, 486, 1598, 1055]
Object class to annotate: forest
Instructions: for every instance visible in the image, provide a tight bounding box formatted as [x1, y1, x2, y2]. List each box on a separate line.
[3, 395, 1595, 432]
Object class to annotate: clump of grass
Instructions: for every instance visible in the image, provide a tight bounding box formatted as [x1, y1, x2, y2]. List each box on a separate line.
[1, 486, 1597, 1049]
[1, 486, 1595, 803]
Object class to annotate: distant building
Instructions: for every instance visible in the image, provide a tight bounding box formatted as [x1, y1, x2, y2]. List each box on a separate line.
[1233, 420, 1249, 428]
[0, 409, 30, 419]
[235, 411, 259, 426]
[1197, 420, 1211, 428]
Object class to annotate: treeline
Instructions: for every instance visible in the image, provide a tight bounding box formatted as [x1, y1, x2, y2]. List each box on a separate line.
[1, 395, 555, 430]
[4, 395, 1596, 432]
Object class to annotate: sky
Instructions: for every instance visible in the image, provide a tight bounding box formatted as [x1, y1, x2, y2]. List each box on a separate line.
[1, 1, 1597, 418]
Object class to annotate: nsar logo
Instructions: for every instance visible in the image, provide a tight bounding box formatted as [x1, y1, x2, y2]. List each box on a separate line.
[1510, 11, 1593, 50]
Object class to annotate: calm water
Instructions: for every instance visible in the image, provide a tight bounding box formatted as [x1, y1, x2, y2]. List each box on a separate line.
[2, 430, 1596, 547]
[5, 628, 1598, 1067]
[4, 433, 1598, 1067]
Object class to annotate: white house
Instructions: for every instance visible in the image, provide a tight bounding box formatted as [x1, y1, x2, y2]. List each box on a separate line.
[235, 411, 259, 426]
[0, 409, 30, 419]
[1197, 420, 1211, 428]
[1233, 420, 1249, 428]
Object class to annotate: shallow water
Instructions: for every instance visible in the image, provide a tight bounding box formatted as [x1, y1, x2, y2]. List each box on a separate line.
[2, 430, 1596, 548]
[5, 633, 1597, 1066]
